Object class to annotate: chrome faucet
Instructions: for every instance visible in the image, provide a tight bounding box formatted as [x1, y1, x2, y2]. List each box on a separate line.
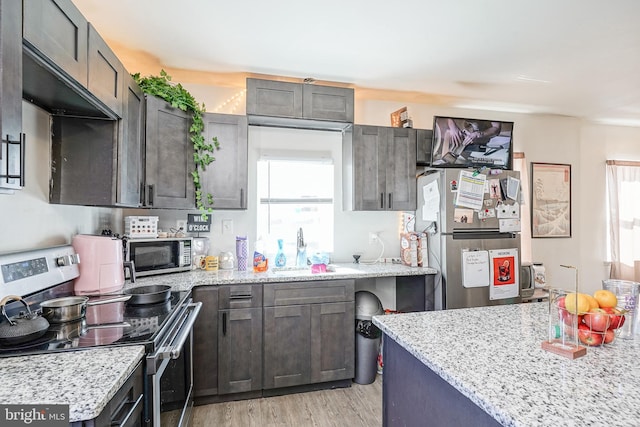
[296, 228, 307, 267]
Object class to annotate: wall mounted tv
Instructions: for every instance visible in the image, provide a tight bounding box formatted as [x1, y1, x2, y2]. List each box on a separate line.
[430, 116, 514, 170]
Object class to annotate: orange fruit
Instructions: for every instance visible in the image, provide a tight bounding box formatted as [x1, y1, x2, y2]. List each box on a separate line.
[564, 293, 591, 314]
[593, 290, 617, 308]
[584, 294, 599, 310]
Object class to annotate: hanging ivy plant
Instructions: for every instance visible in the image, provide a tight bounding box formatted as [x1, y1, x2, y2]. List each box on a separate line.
[132, 70, 219, 219]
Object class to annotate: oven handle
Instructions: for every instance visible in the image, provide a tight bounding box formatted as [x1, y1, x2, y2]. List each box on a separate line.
[159, 301, 202, 361]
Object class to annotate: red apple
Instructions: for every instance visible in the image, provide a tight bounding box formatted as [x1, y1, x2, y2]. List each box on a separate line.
[602, 307, 626, 330]
[578, 324, 603, 346]
[583, 308, 611, 332]
[559, 308, 583, 328]
[603, 329, 615, 344]
[557, 296, 566, 309]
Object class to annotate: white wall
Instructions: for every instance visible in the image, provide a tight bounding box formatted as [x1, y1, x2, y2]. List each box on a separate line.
[0, 102, 120, 253]
[576, 124, 640, 292]
[6, 87, 640, 297]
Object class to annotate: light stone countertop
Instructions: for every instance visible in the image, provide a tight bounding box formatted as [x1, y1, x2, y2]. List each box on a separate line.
[373, 302, 640, 427]
[127, 262, 437, 291]
[0, 262, 433, 422]
[0, 346, 145, 422]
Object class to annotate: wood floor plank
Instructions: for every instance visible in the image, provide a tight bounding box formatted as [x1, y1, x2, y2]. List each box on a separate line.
[193, 375, 382, 427]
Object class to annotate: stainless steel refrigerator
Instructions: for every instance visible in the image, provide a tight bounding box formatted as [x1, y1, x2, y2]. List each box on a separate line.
[416, 168, 522, 309]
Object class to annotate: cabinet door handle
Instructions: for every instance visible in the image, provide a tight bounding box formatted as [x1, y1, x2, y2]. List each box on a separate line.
[380, 193, 384, 209]
[3, 138, 8, 184]
[240, 188, 244, 209]
[19, 134, 25, 187]
[222, 312, 227, 336]
[388, 193, 393, 210]
[140, 182, 145, 206]
[147, 184, 154, 206]
[2, 134, 25, 186]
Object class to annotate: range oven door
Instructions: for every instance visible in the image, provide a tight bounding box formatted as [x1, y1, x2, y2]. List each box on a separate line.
[145, 301, 202, 427]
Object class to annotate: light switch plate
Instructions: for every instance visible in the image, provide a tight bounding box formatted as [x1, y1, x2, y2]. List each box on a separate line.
[222, 219, 233, 235]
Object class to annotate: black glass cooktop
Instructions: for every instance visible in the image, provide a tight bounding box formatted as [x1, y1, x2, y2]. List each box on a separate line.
[0, 290, 191, 358]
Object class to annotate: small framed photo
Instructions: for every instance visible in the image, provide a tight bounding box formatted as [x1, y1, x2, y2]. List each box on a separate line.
[531, 163, 571, 238]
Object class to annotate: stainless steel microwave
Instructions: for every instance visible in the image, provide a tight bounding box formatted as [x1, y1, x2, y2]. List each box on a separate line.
[125, 237, 192, 277]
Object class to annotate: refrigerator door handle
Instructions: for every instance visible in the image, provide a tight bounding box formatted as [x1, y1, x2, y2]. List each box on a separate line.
[452, 231, 517, 240]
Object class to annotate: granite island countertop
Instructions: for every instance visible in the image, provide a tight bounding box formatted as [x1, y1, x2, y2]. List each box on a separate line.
[0, 346, 145, 422]
[127, 262, 437, 291]
[373, 302, 640, 427]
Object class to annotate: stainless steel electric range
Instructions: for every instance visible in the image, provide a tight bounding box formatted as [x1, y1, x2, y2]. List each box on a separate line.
[0, 245, 201, 427]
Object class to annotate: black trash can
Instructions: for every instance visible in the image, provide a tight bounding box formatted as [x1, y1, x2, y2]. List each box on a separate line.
[354, 291, 384, 385]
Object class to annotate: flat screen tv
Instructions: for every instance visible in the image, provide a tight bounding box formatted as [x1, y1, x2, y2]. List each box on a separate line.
[430, 116, 514, 170]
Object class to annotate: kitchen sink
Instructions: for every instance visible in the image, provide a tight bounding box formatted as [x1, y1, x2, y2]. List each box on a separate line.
[271, 267, 311, 276]
[270, 266, 365, 276]
[327, 266, 366, 275]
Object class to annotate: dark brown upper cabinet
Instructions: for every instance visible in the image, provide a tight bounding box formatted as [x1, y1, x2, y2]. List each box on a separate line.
[343, 125, 417, 211]
[246, 78, 353, 130]
[142, 95, 195, 209]
[0, 0, 25, 190]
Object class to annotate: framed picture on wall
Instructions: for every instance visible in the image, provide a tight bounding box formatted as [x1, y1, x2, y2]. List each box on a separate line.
[531, 163, 571, 238]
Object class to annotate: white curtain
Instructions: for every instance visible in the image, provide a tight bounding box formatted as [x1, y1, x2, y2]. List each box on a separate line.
[606, 161, 640, 281]
[513, 153, 532, 263]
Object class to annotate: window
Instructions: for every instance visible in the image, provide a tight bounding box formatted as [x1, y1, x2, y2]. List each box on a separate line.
[606, 161, 640, 281]
[256, 155, 334, 262]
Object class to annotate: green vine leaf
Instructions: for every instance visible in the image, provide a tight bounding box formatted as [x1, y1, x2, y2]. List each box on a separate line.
[133, 70, 219, 215]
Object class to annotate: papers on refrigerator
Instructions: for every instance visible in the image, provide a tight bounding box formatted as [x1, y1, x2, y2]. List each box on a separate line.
[506, 176, 520, 200]
[461, 250, 490, 288]
[421, 180, 440, 222]
[489, 248, 519, 300]
[499, 218, 521, 232]
[455, 170, 486, 211]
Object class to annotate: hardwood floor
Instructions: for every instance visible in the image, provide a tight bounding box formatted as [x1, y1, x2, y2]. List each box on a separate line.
[192, 375, 382, 427]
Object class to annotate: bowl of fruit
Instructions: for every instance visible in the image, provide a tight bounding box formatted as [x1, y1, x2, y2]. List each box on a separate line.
[554, 289, 626, 347]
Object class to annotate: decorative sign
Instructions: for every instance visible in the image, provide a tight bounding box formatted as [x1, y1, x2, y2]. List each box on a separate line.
[187, 214, 211, 233]
[390, 107, 409, 128]
[489, 248, 519, 300]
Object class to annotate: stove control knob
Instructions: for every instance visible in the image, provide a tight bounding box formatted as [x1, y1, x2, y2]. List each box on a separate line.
[56, 254, 80, 267]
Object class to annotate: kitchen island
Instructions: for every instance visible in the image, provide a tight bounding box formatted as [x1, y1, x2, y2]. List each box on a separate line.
[373, 302, 640, 427]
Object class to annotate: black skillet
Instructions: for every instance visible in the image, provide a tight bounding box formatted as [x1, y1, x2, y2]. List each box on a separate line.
[123, 285, 172, 306]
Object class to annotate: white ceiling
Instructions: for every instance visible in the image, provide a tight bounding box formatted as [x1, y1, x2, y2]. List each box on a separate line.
[75, 0, 640, 125]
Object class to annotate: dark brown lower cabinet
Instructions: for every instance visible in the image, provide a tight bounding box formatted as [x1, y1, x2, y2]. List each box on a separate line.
[263, 304, 312, 388]
[192, 286, 219, 398]
[193, 281, 354, 401]
[217, 284, 263, 395]
[217, 307, 263, 394]
[310, 301, 354, 383]
[263, 280, 355, 389]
